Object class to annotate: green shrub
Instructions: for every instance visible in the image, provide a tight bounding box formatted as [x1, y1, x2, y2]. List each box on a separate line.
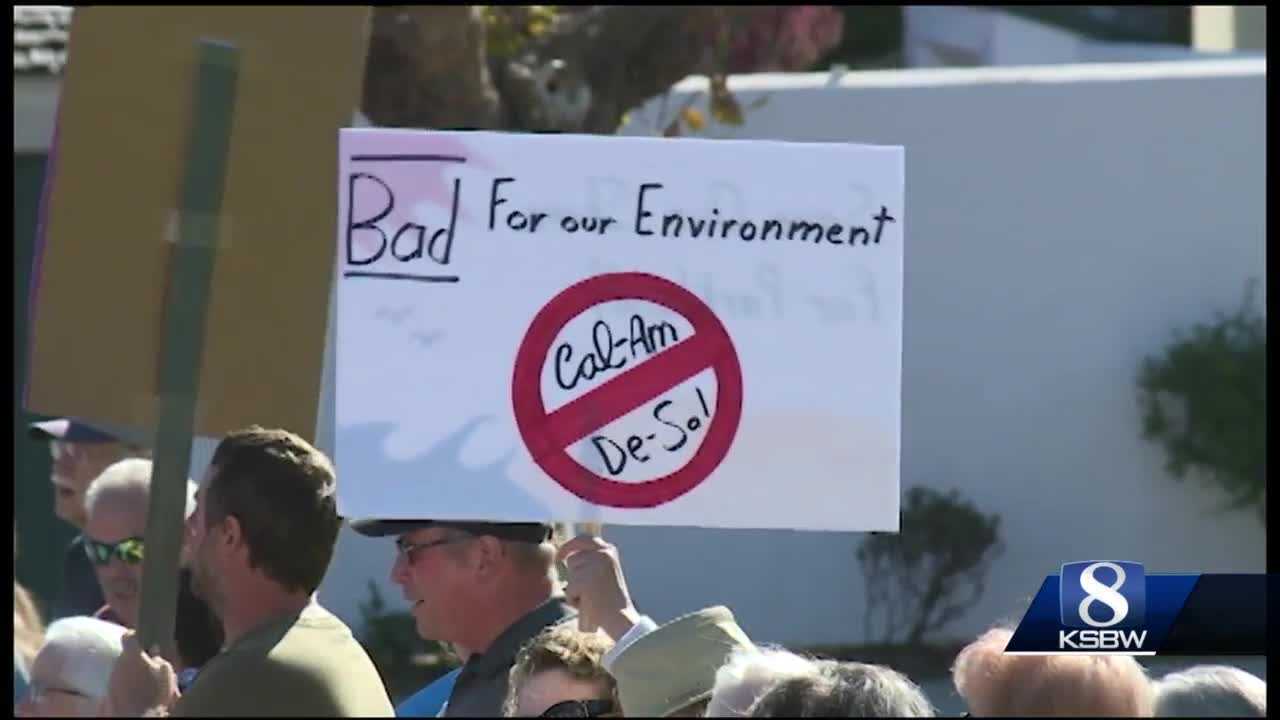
[1138, 280, 1266, 523]
[856, 487, 1002, 646]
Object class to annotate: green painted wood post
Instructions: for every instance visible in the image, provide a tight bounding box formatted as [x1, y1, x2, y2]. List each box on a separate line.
[136, 40, 239, 659]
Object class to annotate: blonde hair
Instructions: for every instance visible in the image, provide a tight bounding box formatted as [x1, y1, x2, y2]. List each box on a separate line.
[14, 580, 45, 669]
[952, 627, 1155, 716]
[504, 623, 617, 716]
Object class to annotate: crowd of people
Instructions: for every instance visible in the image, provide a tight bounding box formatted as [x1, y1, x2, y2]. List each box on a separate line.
[13, 418, 1268, 717]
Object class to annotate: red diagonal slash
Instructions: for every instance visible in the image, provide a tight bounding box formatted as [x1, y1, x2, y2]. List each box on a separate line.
[512, 272, 743, 508]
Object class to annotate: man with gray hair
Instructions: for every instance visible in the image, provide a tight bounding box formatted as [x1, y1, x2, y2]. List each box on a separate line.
[1155, 664, 1266, 717]
[748, 660, 936, 717]
[15, 616, 128, 717]
[28, 418, 150, 620]
[352, 518, 573, 716]
[82, 458, 196, 629]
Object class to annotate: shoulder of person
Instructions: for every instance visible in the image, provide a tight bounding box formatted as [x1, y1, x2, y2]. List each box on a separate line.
[396, 668, 461, 718]
[177, 652, 389, 717]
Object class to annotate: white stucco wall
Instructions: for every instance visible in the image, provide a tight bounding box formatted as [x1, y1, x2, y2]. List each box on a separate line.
[315, 59, 1266, 647]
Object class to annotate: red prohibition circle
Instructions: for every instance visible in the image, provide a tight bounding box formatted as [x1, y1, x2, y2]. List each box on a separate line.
[512, 272, 744, 509]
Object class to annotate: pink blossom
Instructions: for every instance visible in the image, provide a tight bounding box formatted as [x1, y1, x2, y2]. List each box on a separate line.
[728, 6, 845, 74]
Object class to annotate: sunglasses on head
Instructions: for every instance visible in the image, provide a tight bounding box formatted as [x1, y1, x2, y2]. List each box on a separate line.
[539, 699, 616, 718]
[84, 536, 145, 566]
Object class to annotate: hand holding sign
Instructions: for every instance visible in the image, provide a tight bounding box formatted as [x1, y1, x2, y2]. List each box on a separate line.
[558, 534, 641, 640]
[104, 631, 179, 717]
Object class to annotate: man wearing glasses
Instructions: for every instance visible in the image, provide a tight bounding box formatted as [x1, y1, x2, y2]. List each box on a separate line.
[352, 519, 576, 717]
[82, 457, 196, 629]
[28, 418, 150, 620]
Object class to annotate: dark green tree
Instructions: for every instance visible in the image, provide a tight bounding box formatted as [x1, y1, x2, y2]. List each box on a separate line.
[857, 486, 1003, 645]
[1138, 279, 1266, 523]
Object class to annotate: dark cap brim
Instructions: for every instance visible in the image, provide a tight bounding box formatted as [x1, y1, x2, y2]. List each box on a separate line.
[28, 418, 121, 444]
[349, 518, 552, 543]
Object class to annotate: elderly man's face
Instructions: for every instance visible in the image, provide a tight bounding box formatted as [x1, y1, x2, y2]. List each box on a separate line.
[390, 527, 479, 645]
[50, 441, 125, 529]
[15, 645, 99, 717]
[84, 495, 148, 627]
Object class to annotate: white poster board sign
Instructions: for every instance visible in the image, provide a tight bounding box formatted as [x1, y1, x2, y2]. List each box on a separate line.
[336, 129, 903, 532]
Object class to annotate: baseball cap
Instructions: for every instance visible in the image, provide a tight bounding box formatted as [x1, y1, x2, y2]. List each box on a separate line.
[349, 518, 552, 544]
[28, 418, 124, 444]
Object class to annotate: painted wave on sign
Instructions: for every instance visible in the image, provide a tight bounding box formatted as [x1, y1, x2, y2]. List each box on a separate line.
[337, 416, 556, 521]
[336, 129, 554, 518]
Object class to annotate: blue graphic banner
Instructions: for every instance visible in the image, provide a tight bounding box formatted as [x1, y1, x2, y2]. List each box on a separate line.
[1007, 567, 1267, 655]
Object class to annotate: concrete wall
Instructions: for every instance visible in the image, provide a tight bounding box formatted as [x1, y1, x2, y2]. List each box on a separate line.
[318, 59, 1267, 646]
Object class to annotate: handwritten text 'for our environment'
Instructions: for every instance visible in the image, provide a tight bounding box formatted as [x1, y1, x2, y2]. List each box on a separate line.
[344, 173, 898, 283]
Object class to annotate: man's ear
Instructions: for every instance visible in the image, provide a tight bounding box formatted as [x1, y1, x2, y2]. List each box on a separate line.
[220, 514, 244, 552]
[472, 535, 504, 579]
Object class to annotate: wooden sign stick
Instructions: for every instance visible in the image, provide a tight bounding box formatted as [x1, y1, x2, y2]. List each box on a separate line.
[136, 39, 239, 659]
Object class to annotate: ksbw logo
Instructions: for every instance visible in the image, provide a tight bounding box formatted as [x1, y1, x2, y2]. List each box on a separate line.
[1058, 561, 1148, 651]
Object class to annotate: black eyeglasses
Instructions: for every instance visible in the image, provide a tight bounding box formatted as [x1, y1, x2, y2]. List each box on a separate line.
[539, 699, 615, 718]
[395, 534, 471, 565]
[84, 536, 145, 566]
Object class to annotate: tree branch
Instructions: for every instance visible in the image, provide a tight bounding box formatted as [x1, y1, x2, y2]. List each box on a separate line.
[363, 6, 501, 129]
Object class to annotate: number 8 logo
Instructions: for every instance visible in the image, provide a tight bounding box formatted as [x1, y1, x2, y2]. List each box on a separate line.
[1077, 561, 1130, 628]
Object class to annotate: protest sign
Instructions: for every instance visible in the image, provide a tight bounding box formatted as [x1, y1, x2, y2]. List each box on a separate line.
[336, 129, 903, 531]
[24, 7, 370, 441]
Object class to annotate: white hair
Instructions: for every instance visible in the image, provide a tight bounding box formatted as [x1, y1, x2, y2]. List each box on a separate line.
[1155, 664, 1266, 717]
[707, 645, 816, 717]
[37, 616, 129, 701]
[750, 660, 935, 717]
[84, 458, 197, 520]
